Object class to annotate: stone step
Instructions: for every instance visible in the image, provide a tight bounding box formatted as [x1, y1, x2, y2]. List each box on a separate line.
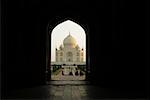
[47, 81, 90, 85]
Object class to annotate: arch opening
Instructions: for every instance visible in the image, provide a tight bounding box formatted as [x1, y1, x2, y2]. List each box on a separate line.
[48, 19, 87, 81]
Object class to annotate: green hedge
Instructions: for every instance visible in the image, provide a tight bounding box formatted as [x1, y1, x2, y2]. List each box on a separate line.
[52, 66, 61, 72]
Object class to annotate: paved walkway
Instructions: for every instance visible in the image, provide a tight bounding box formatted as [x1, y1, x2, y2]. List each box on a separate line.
[51, 69, 85, 80]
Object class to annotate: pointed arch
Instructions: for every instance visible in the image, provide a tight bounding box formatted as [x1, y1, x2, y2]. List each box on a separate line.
[46, 17, 90, 81]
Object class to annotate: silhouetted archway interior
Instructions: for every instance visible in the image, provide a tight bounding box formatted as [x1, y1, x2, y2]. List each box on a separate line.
[46, 18, 90, 82]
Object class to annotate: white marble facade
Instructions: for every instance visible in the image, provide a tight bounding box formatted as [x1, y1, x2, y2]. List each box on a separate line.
[52, 33, 85, 75]
[55, 33, 84, 64]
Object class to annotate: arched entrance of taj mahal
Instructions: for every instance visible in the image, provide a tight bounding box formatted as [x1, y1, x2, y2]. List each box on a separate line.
[46, 18, 90, 81]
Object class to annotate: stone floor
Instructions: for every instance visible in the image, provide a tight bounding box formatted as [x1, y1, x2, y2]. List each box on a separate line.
[6, 81, 147, 100]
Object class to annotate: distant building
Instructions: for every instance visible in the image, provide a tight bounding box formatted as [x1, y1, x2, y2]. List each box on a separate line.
[51, 33, 86, 75]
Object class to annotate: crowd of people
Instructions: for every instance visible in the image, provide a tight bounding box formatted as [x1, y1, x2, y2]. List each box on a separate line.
[62, 68, 84, 76]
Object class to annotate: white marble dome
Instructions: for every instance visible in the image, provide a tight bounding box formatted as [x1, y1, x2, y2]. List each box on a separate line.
[63, 34, 77, 48]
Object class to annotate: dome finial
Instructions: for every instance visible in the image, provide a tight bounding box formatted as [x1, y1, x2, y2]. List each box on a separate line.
[69, 31, 71, 36]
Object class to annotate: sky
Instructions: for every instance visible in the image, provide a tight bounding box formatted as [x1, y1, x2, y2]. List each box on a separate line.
[51, 20, 86, 61]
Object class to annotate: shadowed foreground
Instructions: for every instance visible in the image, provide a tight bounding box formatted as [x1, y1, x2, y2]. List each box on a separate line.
[6, 81, 147, 100]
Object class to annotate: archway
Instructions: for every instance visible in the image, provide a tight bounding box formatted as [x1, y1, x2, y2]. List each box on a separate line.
[46, 18, 90, 81]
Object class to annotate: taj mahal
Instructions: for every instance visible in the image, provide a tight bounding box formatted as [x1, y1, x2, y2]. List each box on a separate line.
[51, 33, 86, 76]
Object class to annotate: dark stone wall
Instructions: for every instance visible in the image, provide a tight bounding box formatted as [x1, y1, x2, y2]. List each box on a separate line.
[1, 0, 148, 98]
